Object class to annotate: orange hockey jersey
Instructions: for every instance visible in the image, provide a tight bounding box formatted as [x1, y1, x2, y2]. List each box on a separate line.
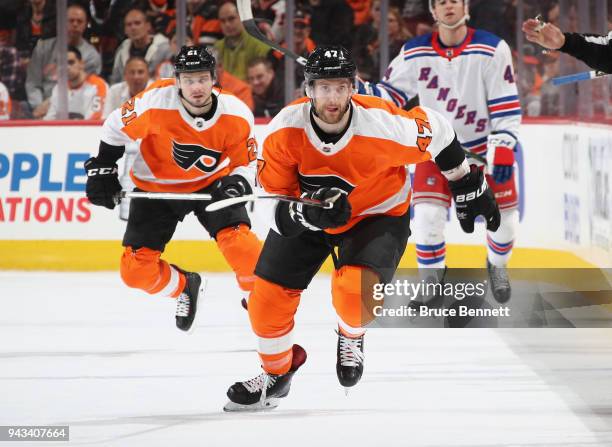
[258, 94, 456, 234]
[100, 79, 256, 193]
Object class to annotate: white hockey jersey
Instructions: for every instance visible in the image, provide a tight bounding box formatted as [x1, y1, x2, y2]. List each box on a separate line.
[365, 28, 521, 155]
[100, 79, 256, 193]
[44, 74, 108, 120]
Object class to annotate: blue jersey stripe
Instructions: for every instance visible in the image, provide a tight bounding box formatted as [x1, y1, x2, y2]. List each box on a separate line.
[462, 136, 488, 148]
[490, 110, 522, 119]
[488, 95, 520, 105]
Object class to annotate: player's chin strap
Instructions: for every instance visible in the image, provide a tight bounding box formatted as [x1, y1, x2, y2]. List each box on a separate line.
[436, 12, 470, 30]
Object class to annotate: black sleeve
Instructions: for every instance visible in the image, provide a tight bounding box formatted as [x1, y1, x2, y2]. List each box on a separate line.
[434, 134, 466, 171]
[559, 32, 612, 74]
[96, 141, 125, 164]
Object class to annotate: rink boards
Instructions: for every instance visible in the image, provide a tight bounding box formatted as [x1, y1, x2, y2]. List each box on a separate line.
[0, 119, 610, 269]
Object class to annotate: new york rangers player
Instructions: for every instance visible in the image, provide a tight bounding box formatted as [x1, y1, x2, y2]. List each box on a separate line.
[359, 0, 521, 302]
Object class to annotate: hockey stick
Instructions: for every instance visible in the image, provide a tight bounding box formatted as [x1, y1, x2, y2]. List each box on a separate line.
[551, 70, 609, 86]
[205, 193, 334, 212]
[115, 191, 212, 202]
[236, 0, 307, 66]
[465, 151, 487, 165]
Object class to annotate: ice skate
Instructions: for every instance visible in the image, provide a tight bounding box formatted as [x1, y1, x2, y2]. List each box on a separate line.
[224, 344, 307, 412]
[336, 330, 365, 393]
[175, 270, 206, 333]
[487, 260, 511, 303]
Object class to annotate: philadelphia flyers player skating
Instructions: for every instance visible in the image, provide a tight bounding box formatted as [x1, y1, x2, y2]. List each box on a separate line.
[84, 46, 262, 333]
[224, 45, 500, 411]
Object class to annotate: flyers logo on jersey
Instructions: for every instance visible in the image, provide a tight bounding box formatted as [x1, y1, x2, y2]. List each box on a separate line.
[172, 141, 222, 173]
[298, 173, 355, 195]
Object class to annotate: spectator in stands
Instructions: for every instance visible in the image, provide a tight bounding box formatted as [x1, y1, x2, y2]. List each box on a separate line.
[44, 46, 108, 120]
[303, 0, 354, 50]
[246, 57, 283, 118]
[214, 1, 271, 81]
[271, 9, 314, 89]
[110, 8, 170, 84]
[155, 31, 193, 78]
[0, 20, 29, 118]
[346, 0, 371, 27]
[469, 0, 514, 47]
[0, 80, 11, 120]
[354, 3, 411, 80]
[164, 0, 222, 46]
[0, 31, 20, 100]
[401, 0, 430, 36]
[88, 0, 135, 80]
[253, 0, 286, 43]
[291, 9, 315, 87]
[26, 3, 102, 118]
[104, 56, 151, 118]
[16, 0, 55, 58]
[141, 0, 175, 36]
[213, 47, 254, 110]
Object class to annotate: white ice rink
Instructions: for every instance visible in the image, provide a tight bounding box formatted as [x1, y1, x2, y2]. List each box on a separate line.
[2, 271, 612, 447]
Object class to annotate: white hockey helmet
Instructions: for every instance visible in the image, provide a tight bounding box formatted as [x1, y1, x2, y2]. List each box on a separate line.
[429, 0, 470, 30]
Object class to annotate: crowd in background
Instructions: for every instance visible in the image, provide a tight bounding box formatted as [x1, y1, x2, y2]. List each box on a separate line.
[0, 0, 610, 121]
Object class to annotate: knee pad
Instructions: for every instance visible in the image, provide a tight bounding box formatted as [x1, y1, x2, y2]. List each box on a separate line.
[412, 202, 447, 245]
[332, 266, 379, 331]
[248, 277, 301, 338]
[216, 224, 262, 292]
[120, 246, 183, 296]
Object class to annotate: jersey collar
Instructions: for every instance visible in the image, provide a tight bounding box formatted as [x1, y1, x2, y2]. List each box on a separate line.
[303, 100, 355, 156]
[431, 28, 475, 60]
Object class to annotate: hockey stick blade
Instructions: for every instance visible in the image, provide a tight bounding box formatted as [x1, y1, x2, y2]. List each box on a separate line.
[205, 194, 333, 212]
[115, 191, 212, 204]
[236, 0, 307, 66]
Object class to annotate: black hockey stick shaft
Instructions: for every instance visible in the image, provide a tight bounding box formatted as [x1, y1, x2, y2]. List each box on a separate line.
[236, 0, 307, 66]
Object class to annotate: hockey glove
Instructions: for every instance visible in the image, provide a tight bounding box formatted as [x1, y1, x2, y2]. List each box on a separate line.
[211, 174, 252, 202]
[85, 157, 121, 210]
[486, 131, 517, 184]
[290, 187, 352, 231]
[449, 165, 500, 233]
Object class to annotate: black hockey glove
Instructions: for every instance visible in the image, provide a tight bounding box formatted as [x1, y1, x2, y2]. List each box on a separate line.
[449, 165, 500, 233]
[211, 174, 252, 202]
[290, 187, 352, 230]
[85, 157, 121, 210]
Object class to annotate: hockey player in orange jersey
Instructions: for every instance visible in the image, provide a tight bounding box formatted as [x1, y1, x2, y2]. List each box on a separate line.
[224, 45, 501, 411]
[84, 46, 262, 333]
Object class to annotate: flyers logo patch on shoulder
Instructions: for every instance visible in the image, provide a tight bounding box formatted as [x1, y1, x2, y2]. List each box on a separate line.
[172, 141, 222, 173]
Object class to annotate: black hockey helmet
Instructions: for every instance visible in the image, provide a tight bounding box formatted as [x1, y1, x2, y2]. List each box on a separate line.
[304, 45, 356, 84]
[174, 45, 216, 77]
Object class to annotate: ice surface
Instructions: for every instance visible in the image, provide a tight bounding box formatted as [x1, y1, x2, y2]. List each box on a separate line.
[1, 272, 612, 446]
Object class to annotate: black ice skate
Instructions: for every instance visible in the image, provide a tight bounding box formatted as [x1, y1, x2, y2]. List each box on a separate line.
[224, 344, 307, 412]
[336, 330, 365, 393]
[487, 260, 511, 303]
[174, 270, 206, 333]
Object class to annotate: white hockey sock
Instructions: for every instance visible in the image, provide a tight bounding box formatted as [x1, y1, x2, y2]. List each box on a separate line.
[413, 202, 447, 270]
[487, 209, 519, 267]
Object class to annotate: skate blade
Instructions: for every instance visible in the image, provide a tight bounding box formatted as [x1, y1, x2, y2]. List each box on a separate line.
[185, 276, 208, 336]
[223, 398, 280, 412]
